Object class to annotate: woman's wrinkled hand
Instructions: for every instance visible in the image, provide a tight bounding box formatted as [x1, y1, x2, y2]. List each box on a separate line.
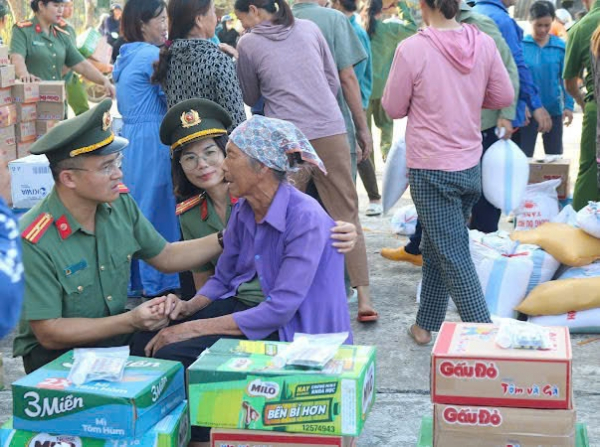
[330, 220, 357, 253]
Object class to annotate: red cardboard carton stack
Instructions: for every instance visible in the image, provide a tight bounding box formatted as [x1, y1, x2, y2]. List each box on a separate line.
[0, 46, 16, 162]
[12, 81, 39, 158]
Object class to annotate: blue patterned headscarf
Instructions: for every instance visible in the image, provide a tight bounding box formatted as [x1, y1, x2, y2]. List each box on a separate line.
[230, 115, 327, 175]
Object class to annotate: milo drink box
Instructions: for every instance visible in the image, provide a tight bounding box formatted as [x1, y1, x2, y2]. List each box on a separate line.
[188, 339, 376, 437]
[12, 352, 186, 439]
[0, 401, 190, 447]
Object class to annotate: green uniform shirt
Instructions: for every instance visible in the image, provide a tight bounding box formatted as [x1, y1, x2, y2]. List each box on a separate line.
[370, 18, 417, 100]
[10, 16, 85, 81]
[13, 187, 167, 358]
[292, 2, 367, 154]
[60, 19, 77, 83]
[457, 3, 519, 129]
[178, 194, 263, 305]
[563, 0, 600, 103]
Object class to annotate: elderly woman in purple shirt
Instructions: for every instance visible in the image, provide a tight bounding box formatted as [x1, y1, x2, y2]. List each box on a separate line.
[144, 115, 353, 365]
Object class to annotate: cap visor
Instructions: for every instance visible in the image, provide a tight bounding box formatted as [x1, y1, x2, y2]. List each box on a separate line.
[95, 135, 129, 156]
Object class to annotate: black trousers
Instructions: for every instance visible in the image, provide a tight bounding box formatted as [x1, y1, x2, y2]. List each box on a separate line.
[131, 297, 279, 442]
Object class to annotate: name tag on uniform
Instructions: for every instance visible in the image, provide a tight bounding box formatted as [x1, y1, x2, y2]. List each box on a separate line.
[32, 41, 46, 47]
[64, 259, 88, 277]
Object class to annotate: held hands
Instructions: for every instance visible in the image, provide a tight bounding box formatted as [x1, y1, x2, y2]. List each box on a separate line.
[331, 220, 357, 253]
[129, 296, 170, 332]
[149, 293, 194, 321]
[563, 109, 574, 127]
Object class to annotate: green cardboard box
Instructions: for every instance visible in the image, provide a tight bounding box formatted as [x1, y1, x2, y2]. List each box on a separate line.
[188, 339, 376, 437]
[76, 28, 102, 58]
[12, 351, 185, 439]
[1, 400, 190, 447]
[416, 417, 589, 447]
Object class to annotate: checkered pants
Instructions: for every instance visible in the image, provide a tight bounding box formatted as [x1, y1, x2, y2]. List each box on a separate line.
[409, 166, 492, 332]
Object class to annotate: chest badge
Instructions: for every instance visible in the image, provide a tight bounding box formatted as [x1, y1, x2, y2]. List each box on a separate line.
[64, 259, 88, 277]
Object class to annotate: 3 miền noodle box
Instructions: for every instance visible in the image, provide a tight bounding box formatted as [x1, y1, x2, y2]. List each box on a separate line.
[12, 351, 185, 439]
[1, 400, 190, 447]
[188, 339, 376, 436]
[432, 322, 572, 409]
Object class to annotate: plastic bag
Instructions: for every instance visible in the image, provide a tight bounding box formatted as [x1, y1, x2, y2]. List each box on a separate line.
[273, 333, 348, 370]
[382, 137, 409, 215]
[576, 201, 600, 238]
[390, 204, 418, 235]
[482, 138, 529, 214]
[515, 179, 561, 230]
[68, 346, 129, 386]
[494, 318, 552, 350]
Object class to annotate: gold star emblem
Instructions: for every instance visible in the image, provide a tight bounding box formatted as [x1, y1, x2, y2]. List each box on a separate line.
[180, 110, 202, 128]
[102, 112, 112, 131]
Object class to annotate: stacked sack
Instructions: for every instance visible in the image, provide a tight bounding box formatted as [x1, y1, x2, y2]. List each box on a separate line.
[1, 350, 191, 446]
[416, 322, 587, 446]
[188, 338, 375, 447]
[0, 45, 17, 163]
[512, 202, 600, 333]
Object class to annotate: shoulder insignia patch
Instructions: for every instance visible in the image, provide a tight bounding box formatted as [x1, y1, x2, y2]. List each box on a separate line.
[16, 20, 33, 28]
[117, 183, 130, 194]
[54, 25, 70, 35]
[22, 212, 54, 244]
[176, 195, 203, 216]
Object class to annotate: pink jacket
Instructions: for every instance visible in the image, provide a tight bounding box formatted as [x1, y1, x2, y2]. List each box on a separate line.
[382, 24, 514, 171]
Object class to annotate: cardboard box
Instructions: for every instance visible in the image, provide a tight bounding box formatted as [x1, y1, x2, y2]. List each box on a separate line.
[77, 28, 103, 58]
[0, 125, 15, 146]
[16, 121, 36, 143]
[529, 158, 571, 200]
[1, 400, 190, 447]
[8, 154, 53, 209]
[0, 104, 17, 128]
[0, 88, 13, 105]
[12, 82, 40, 103]
[0, 65, 15, 89]
[211, 429, 356, 447]
[417, 417, 589, 447]
[39, 80, 66, 103]
[12, 351, 186, 439]
[90, 37, 113, 66]
[35, 119, 60, 137]
[37, 101, 65, 120]
[433, 404, 576, 446]
[189, 339, 376, 437]
[0, 46, 9, 65]
[16, 141, 35, 159]
[1, 144, 17, 163]
[432, 322, 572, 409]
[15, 103, 37, 122]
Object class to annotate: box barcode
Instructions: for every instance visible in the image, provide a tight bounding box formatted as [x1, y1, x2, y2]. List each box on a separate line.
[33, 167, 49, 174]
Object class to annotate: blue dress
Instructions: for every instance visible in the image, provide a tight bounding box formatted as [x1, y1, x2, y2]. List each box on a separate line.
[113, 42, 180, 297]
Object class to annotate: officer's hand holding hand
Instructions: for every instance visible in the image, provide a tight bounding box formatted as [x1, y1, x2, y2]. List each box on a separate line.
[330, 220, 357, 253]
[150, 293, 193, 321]
[130, 297, 170, 332]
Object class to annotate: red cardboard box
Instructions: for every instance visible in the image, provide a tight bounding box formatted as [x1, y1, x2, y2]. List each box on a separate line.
[434, 403, 576, 447]
[0, 104, 17, 128]
[16, 121, 36, 143]
[16, 103, 37, 122]
[0, 125, 15, 146]
[38, 81, 66, 103]
[0, 66, 15, 89]
[0, 46, 9, 66]
[529, 159, 570, 200]
[1, 144, 17, 163]
[0, 88, 13, 105]
[431, 323, 572, 409]
[12, 82, 39, 103]
[210, 429, 356, 447]
[35, 119, 59, 137]
[37, 101, 65, 120]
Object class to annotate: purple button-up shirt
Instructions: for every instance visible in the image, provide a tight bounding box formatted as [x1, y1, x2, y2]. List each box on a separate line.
[199, 182, 353, 344]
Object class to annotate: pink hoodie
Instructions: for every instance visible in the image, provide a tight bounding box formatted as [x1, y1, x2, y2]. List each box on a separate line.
[382, 24, 514, 172]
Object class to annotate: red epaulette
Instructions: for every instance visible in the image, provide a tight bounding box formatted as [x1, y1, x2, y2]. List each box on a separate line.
[21, 212, 54, 244]
[16, 20, 33, 28]
[176, 195, 202, 216]
[117, 183, 130, 194]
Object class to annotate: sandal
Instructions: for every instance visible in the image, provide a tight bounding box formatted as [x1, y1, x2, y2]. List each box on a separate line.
[365, 203, 383, 216]
[357, 310, 379, 323]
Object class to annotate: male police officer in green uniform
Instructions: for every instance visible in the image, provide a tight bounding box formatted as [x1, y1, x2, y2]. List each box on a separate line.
[13, 99, 223, 373]
[10, 0, 113, 97]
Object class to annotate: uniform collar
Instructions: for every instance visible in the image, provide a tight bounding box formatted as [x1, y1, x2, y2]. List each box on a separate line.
[32, 15, 60, 37]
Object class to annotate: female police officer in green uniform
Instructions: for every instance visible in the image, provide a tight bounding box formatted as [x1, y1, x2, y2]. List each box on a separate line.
[10, 0, 114, 97]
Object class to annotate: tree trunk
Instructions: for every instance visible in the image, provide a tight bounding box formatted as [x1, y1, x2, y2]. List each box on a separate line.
[85, 0, 96, 28]
[7, 0, 28, 22]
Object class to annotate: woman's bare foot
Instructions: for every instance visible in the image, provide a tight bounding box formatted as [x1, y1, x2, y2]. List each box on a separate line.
[408, 323, 432, 345]
[357, 286, 379, 322]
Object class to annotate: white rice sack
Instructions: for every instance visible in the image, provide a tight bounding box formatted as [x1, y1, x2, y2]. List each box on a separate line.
[416, 279, 457, 311]
[515, 179, 561, 230]
[517, 244, 561, 294]
[529, 308, 600, 334]
[469, 229, 518, 254]
[558, 261, 600, 280]
[390, 205, 418, 236]
[382, 137, 408, 214]
[551, 204, 578, 227]
[482, 138, 529, 214]
[576, 202, 600, 238]
[471, 240, 534, 319]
